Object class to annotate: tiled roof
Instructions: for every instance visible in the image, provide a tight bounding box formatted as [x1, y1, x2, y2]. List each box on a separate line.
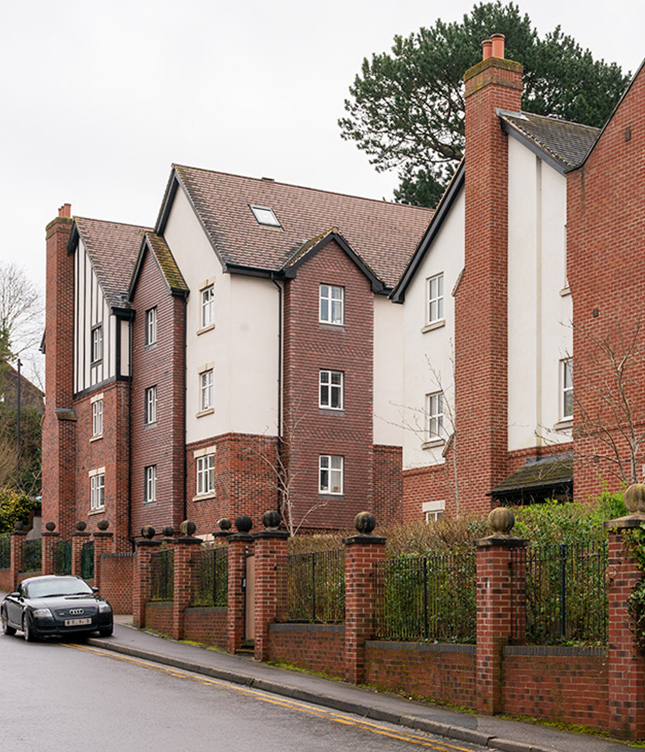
[490, 453, 573, 496]
[74, 218, 151, 308]
[144, 232, 188, 294]
[170, 166, 434, 289]
[499, 111, 600, 171]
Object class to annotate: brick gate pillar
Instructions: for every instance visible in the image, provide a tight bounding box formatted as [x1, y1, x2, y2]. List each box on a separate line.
[133, 526, 161, 629]
[344, 512, 386, 684]
[93, 526, 114, 591]
[475, 507, 527, 715]
[605, 496, 645, 740]
[253, 511, 289, 661]
[227, 515, 254, 654]
[10, 527, 27, 590]
[41, 526, 60, 576]
[173, 521, 202, 640]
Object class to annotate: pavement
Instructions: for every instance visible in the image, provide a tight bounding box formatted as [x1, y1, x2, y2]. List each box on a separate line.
[77, 615, 633, 752]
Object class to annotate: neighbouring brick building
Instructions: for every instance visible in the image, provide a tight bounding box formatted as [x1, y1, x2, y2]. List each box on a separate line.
[42, 37, 645, 540]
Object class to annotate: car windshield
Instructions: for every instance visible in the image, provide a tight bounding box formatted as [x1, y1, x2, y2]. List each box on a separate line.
[25, 578, 93, 599]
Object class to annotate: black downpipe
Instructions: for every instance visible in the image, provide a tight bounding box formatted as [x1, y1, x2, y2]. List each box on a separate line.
[271, 276, 283, 514]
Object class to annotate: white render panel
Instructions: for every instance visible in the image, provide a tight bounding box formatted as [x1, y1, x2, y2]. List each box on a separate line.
[507, 138, 572, 451]
[401, 188, 465, 470]
[373, 296, 403, 446]
[162, 184, 279, 444]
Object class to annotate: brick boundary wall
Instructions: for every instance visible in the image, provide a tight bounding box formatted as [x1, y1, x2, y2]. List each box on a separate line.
[98, 553, 134, 614]
[268, 624, 345, 678]
[0, 570, 11, 591]
[145, 601, 173, 635]
[184, 607, 228, 650]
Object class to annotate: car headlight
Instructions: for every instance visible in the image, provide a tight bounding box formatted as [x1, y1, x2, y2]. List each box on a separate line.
[98, 602, 112, 613]
[32, 608, 53, 619]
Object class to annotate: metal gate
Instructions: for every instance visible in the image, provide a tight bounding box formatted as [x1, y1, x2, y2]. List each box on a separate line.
[81, 540, 95, 580]
[55, 540, 72, 575]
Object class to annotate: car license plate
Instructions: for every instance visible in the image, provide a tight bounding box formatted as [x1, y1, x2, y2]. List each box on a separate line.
[64, 618, 91, 627]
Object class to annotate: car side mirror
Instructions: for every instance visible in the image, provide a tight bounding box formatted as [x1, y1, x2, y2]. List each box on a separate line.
[91, 587, 99, 593]
[10, 592, 20, 598]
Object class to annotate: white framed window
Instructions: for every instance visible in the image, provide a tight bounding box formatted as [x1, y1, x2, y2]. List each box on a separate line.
[319, 284, 344, 326]
[89, 471, 105, 511]
[196, 453, 215, 496]
[426, 273, 444, 324]
[249, 204, 281, 227]
[145, 307, 157, 346]
[144, 465, 157, 504]
[145, 386, 157, 425]
[561, 358, 573, 420]
[201, 285, 214, 329]
[91, 325, 103, 363]
[425, 391, 444, 441]
[200, 369, 214, 412]
[422, 500, 445, 523]
[319, 370, 343, 410]
[319, 455, 344, 495]
[91, 399, 103, 438]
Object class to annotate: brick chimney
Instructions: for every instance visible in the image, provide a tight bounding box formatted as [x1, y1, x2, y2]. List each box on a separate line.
[42, 205, 76, 536]
[454, 36, 523, 513]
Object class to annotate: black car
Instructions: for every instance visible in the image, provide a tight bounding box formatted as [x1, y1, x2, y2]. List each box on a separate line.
[1, 575, 113, 641]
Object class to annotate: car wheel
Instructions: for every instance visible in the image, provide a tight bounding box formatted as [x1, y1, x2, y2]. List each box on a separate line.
[1, 609, 16, 636]
[23, 615, 38, 642]
[99, 625, 113, 638]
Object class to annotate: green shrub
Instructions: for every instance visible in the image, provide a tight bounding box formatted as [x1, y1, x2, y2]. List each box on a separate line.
[0, 486, 40, 534]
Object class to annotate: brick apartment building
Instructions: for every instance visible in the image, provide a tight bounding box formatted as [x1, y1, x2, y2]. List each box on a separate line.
[42, 36, 645, 543]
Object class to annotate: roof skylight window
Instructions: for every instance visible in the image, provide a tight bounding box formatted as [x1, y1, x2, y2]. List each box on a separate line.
[250, 205, 281, 228]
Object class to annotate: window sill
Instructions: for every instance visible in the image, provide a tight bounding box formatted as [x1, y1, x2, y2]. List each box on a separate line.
[90, 435, 103, 443]
[554, 418, 573, 432]
[88, 508, 105, 516]
[196, 408, 214, 418]
[421, 319, 445, 334]
[318, 492, 344, 497]
[422, 438, 445, 450]
[319, 322, 345, 330]
[559, 286, 571, 298]
[197, 323, 215, 336]
[144, 342, 157, 351]
[143, 501, 157, 507]
[193, 492, 216, 502]
[319, 407, 344, 414]
[144, 421, 157, 428]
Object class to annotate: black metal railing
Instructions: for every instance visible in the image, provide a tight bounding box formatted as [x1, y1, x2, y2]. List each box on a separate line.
[192, 546, 228, 607]
[276, 549, 345, 624]
[23, 539, 42, 573]
[511, 541, 608, 645]
[150, 548, 174, 602]
[374, 551, 477, 643]
[0, 534, 9, 569]
[81, 540, 94, 580]
[54, 540, 72, 575]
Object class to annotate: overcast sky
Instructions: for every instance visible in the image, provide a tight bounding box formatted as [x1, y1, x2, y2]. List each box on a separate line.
[1, 0, 643, 379]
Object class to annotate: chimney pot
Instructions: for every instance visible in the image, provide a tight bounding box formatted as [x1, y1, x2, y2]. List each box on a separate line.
[58, 203, 71, 219]
[482, 39, 492, 60]
[491, 33, 505, 59]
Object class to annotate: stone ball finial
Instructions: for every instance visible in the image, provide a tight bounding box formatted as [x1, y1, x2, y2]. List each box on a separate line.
[141, 525, 156, 539]
[162, 526, 175, 538]
[76, 521, 87, 532]
[45, 522, 56, 532]
[262, 510, 281, 529]
[180, 520, 197, 537]
[96, 519, 110, 531]
[354, 511, 377, 535]
[487, 506, 515, 536]
[235, 515, 253, 534]
[624, 484, 645, 515]
[218, 518, 232, 531]
[13, 521, 24, 532]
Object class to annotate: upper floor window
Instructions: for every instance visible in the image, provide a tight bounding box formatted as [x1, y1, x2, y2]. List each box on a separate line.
[319, 284, 344, 326]
[425, 391, 444, 441]
[144, 465, 157, 504]
[319, 454, 344, 495]
[423, 500, 445, 523]
[145, 307, 157, 346]
[200, 369, 214, 412]
[201, 285, 214, 329]
[145, 386, 157, 425]
[561, 358, 573, 420]
[90, 471, 105, 511]
[91, 325, 103, 363]
[196, 453, 215, 496]
[91, 398, 103, 438]
[426, 274, 444, 325]
[319, 370, 344, 410]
